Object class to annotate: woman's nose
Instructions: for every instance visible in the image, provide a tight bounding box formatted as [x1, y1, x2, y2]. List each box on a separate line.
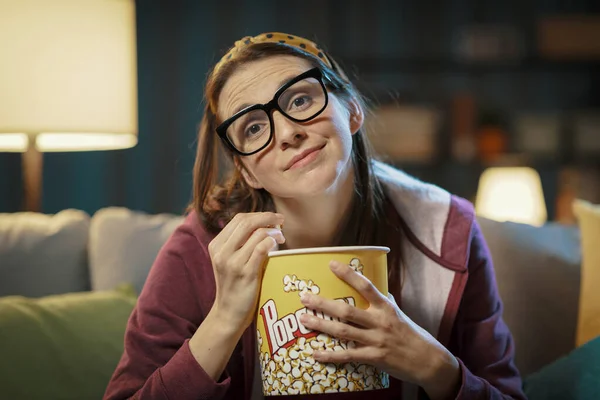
[272, 111, 307, 149]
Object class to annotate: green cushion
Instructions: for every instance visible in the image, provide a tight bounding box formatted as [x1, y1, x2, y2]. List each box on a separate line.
[524, 336, 600, 400]
[0, 286, 136, 400]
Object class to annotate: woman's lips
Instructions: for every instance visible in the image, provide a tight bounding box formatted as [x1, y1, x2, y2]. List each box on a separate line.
[287, 145, 324, 170]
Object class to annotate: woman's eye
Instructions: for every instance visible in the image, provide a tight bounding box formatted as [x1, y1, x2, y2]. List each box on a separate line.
[290, 95, 311, 110]
[246, 124, 262, 137]
[294, 97, 306, 107]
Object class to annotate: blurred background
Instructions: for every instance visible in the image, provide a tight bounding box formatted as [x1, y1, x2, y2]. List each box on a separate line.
[1, 0, 599, 226]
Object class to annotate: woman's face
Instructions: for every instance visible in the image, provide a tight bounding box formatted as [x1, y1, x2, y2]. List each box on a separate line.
[217, 55, 362, 199]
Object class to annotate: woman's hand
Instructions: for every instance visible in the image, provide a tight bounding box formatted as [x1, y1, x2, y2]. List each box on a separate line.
[208, 212, 285, 332]
[298, 260, 461, 400]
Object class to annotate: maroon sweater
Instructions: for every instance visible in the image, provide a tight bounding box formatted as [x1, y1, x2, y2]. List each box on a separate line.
[104, 195, 526, 399]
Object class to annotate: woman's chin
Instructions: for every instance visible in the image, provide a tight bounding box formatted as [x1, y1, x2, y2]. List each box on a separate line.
[284, 169, 339, 197]
[267, 157, 350, 198]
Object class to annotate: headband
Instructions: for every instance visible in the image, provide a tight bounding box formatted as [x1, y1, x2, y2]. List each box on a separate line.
[213, 32, 333, 75]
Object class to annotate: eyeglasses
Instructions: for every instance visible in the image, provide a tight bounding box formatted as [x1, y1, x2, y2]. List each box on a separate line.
[216, 68, 331, 156]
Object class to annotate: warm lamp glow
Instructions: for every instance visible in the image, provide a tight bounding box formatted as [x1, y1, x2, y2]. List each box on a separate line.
[475, 167, 548, 226]
[36, 133, 137, 152]
[0, 134, 29, 152]
[0, 0, 138, 152]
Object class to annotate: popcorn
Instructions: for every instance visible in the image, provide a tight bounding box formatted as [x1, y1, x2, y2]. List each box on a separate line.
[259, 333, 388, 395]
[349, 258, 364, 274]
[283, 274, 320, 297]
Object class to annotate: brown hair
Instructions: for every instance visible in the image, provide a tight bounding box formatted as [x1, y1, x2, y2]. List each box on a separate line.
[189, 43, 403, 294]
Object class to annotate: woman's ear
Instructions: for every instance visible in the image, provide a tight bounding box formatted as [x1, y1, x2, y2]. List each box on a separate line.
[235, 158, 263, 190]
[347, 97, 364, 135]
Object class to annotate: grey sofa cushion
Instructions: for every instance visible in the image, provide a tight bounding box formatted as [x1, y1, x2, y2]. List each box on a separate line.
[477, 216, 581, 377]
[0, 209, 90, 297]
[89, 207, 184, 294]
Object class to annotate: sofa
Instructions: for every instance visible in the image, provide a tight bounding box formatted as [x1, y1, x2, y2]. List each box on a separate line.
[0, 206, 599, 399]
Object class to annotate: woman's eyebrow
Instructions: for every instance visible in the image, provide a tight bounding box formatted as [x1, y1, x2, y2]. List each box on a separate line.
[231, 103, 252, 116]
[229, 71, 305, 117]
[277, 73, 298, 89]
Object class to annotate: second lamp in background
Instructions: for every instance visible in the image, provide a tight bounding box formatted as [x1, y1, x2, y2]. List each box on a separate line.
[475, 167, 548, 226]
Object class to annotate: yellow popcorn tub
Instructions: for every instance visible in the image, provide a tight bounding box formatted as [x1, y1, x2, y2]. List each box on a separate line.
[256, 246, 391, 396]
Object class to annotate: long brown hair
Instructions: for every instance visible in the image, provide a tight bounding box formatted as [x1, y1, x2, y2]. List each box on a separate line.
[189, 43, 403, 294]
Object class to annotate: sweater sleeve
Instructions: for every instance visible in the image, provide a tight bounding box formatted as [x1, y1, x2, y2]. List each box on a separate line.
[103, 230, 232, 400]
[449, 220, 527, 400]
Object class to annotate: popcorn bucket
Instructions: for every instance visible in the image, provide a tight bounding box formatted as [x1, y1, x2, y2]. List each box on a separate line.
[256, 246, 390, 396]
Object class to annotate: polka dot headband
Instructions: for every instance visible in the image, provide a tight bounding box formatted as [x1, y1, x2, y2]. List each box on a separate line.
[213, 32, 333, 75]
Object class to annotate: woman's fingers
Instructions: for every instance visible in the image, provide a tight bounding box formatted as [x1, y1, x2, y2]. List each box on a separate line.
[246, 235, 280, 274]
[329, 260, 387, 307]
[209, 212, 283, 261]
[225, 212, 284, 252]
[300, 293, 376, 328]
[300, 312, 371, 344]
[208, 212, 285, 330]
[236, 227, 285, 268]
[311, 346, 378, 365]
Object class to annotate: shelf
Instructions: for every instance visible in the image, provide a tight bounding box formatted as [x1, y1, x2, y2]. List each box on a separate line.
[340, 56, 600, 74]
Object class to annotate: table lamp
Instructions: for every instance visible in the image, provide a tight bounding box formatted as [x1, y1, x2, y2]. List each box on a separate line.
[475, 167, 548, 226]
[0, 0, 137, 211]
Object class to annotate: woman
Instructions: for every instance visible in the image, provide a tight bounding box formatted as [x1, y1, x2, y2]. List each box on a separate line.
[104, 32, 526, 400]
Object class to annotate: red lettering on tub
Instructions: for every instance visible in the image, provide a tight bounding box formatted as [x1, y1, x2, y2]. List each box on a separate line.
[259, 297, 356, 356]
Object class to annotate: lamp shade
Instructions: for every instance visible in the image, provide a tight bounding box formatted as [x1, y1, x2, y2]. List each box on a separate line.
[475, 167, 548, 226]
[0, 0, 137, 152]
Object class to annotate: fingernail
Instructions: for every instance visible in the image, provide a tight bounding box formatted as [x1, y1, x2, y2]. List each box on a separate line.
[299, 292, 308, 302]
[300, 314, 312, 323]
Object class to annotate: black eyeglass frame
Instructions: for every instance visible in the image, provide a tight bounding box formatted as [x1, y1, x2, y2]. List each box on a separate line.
[215, 67, 332, 156]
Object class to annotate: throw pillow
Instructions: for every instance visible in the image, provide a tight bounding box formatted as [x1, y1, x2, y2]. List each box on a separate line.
[89, 207, 184, 294]
[523, 335, 600, 400]
[0, 209, 90, 297]
[476, 216, 581, 377]
[0, 286, 136, 400]
[573, 199, 600, 347]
